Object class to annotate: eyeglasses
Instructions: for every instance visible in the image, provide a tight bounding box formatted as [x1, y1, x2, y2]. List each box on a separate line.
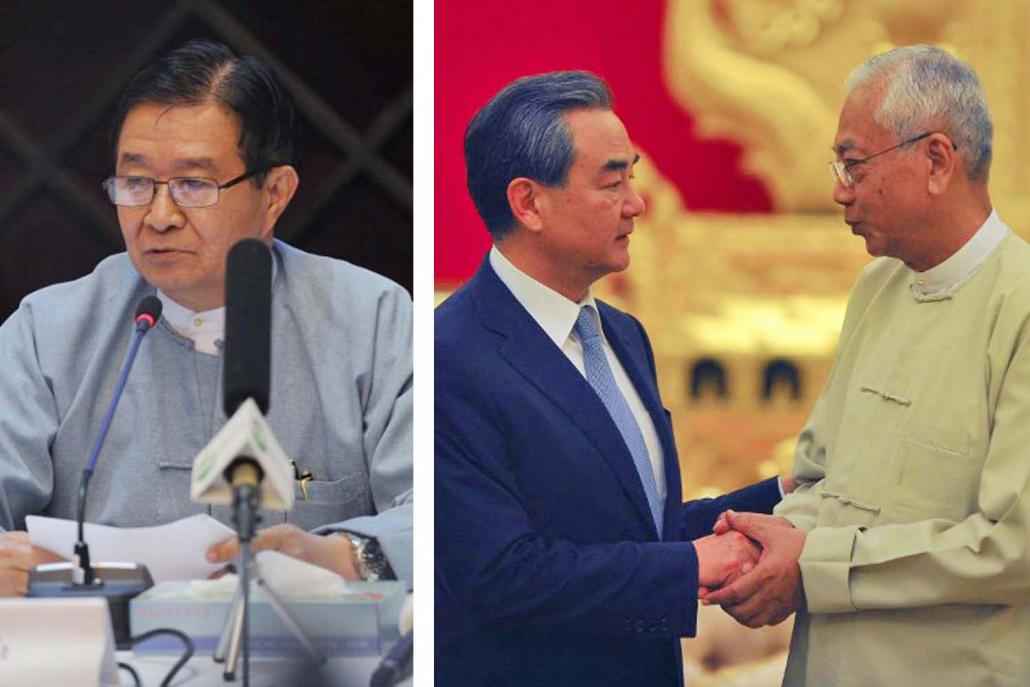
[101, 170, 262, 208]
[829, 132, 933, 188]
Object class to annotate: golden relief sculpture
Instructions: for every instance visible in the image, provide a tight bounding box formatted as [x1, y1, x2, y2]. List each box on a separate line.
[662, 0, 1028, 217]
[593, 0, 1028, 497]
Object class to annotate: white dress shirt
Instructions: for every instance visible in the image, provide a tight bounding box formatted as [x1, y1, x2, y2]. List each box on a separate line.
[489, 246, 667, 500]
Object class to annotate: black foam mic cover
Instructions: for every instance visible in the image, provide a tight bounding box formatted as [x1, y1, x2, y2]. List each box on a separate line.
[223, 239, 272, 415]
[134, 295, 163, 330]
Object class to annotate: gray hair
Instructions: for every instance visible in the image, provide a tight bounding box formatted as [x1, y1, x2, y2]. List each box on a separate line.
[846, 44, 992, 181]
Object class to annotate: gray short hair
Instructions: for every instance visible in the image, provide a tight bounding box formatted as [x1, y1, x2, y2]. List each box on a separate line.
[846, 44, 992, 181]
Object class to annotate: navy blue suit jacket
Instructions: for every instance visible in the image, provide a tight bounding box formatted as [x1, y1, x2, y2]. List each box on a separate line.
[435, 258, 781, 686]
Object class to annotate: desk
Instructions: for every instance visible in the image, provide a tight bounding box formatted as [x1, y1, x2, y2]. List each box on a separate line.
[0, 594, 412, 686]
[125, 585, 412, 685]
[120, 653, 413, 686]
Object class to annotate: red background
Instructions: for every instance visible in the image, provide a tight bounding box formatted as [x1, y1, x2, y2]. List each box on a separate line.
[434, 0, 774, 286]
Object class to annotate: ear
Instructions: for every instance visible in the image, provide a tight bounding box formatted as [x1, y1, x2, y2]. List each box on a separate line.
[506, 177, 546, 234]
[925, 134, 956, 196]
[260, 165, 300, 236]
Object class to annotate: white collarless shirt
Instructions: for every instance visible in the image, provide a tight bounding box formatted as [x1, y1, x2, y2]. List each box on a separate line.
[156, 291, 225, 356]
[489, 247, 667, 500]
[155, 251, 280, 356]
[911, 209, 1009, 297]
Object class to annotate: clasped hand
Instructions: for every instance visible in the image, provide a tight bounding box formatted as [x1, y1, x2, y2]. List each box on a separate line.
[695, 510, 806, 628]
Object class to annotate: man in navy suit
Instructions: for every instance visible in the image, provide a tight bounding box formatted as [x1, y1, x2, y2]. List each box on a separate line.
[436, 71, 787, 686]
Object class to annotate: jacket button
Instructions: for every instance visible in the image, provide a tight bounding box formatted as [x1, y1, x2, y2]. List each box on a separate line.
[635, 621, 645, 633]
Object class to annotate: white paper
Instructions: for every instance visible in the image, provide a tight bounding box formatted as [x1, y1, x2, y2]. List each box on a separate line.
[181, 551, 350, 599]
[256, 550, 351, 597]
[26, 513, 236, 583]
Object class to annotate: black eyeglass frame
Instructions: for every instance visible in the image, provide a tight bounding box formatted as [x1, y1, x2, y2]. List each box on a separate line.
[101, 169, 265, 208]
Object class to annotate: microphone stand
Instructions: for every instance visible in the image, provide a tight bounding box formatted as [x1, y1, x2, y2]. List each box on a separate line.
[74, 317, 148, 584]
[212, 241, 322, 681]
[213, 458, 324, 684]
[28, 310, 158, 648]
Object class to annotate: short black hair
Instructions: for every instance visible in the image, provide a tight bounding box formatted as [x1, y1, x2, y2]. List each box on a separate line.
[464, 71, 613, 240]
[111, 39, 298, 186]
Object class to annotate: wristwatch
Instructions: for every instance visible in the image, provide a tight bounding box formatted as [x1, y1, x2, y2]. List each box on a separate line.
[344, 533, 394, 581]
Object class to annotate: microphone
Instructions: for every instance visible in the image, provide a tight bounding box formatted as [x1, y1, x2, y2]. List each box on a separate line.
[191, 240, 308, 684]
[191, 240, 294, 515]
[28, 295, 162, 648]
[74, 295, 163, 584]
[371, 631, 414, 687]
[223, 238, 271, 416]
[190, 397, 294, 512]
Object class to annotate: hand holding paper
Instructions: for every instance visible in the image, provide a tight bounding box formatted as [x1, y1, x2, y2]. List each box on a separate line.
[206, 523, 361, 581]
[25, 513, 236, 583]
[0, 531, 63, 596]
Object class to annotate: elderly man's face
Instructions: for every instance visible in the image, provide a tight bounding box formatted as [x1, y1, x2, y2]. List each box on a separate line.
[114, 101, 279, 311]
[831, 84, 929, 263]
[534, 108, 645, 292]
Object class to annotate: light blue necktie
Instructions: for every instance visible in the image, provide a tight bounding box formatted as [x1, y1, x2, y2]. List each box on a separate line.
[574, 306, 664, 534]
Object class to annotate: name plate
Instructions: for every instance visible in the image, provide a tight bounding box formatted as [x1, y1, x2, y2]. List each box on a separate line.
[0, 597, 119, 686]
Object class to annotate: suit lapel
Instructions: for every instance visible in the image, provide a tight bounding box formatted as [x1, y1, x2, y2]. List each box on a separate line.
[599, 307, 682, 541]
[471, 260, 659, 538]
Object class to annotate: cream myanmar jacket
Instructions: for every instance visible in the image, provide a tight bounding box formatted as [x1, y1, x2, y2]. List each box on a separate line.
[777, 229, 1030, 686]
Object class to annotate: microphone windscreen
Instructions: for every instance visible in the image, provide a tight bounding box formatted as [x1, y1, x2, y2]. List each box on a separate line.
[134, 295, 163, 328]
[223, 239, 272, 415]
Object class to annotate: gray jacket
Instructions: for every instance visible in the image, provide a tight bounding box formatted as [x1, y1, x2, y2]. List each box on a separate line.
[0, 240, 413, 585]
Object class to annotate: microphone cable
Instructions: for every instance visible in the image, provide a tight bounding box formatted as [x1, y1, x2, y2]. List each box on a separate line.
[116, 628, 194, 687]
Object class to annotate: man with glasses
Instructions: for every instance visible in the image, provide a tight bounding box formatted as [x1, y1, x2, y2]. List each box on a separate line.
[703, 45, 1030, 684]
[0, 40, 412, 594]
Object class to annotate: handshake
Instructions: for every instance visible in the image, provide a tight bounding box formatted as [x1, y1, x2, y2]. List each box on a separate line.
[693, 509, 808, 629]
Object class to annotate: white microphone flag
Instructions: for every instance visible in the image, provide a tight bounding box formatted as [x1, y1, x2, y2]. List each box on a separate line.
[190, 398, 295, 511]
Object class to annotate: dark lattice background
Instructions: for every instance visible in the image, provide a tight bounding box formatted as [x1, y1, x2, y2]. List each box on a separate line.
[0, 0, 412, 320]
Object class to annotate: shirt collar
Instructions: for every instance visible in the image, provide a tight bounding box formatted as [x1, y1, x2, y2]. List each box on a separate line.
[912, 209, 1008, 296]
[489, 246, 600, 348]
[155, 247, 279, 337]
[156, 290, 225, 337]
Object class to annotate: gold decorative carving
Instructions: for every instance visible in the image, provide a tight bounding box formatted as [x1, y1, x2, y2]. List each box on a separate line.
[437, 1, 1030, 499]
[664, 0, 843, 211]
[660, 0, 1030, 216]
[592, 1, 1030, 496]
[722, 0, 845, 55]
